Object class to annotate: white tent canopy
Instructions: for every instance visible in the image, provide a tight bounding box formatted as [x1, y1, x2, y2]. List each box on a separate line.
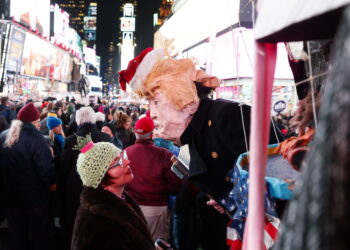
[255, 0, 350, 42]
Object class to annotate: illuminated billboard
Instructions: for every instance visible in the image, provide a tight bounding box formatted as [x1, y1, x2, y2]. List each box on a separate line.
[10, 0, 50, 37]
[53, 4, 70, 48]
[123, 3, 134, 17]
[83, 16, 96, 31]
[120, 17, 135, 32]
[21, 32, 52, 78]
[88, 2, 98, 16]
[6, 27, 26, 73]
[51, 48, 72, 82]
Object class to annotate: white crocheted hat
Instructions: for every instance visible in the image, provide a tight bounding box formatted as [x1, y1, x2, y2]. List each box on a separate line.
[76, 138, 121, 188]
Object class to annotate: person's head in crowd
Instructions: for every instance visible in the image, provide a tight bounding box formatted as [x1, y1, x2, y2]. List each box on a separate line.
[75, 103, 84, 111]
[53, 106, 63, 118]
[103, 106, 113, 122]
[4, 103, 40, 148]
[98, 105, 104, 113]
[93, 104, 99, 113]
[117, 106, 125, 112]
[89, 101, 94, 108]
[17, 102, 41, 128]
[76, 139, 133, 194]
[1, 96, 9, 106]
[42, 101, 49, 109]
[95, 111, 106, 130]
[47, 116, 64, 146]
[0, 116, 9, 133]
[134, 117, 154, 140]
[47, 116, 62, 131]
[101, 123, 116, 138]
[140, 108, 147, 115]
[113, 111, 132, 130]
[76, 107, 96, 126]
[55, 101, 63, 109]
[66, 103, 74, 117]
[130, 112, 138, 127]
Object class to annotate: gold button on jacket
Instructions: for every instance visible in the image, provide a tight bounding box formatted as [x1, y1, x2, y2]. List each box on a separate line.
[211, 152, 218, 158]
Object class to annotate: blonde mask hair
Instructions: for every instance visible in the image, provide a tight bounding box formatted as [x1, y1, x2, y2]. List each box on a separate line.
[136, 57, 199, 111]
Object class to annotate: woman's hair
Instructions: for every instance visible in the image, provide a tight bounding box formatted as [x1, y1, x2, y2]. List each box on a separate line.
[49, 127, 65, 142]
[76, 107, 96, 126]
[4, 120, 23, 148]
[113, 111, 129, 129]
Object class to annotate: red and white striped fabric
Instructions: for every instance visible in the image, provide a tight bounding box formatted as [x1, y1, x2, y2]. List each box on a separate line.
[227, 214, 280, 250]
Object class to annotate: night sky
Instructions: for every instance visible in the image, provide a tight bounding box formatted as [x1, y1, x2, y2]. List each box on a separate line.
[96, 0, 160, 81]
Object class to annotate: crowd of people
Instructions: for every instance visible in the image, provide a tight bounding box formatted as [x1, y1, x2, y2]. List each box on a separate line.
[0, 47, 312, 250]
[0, 95, 185, 250]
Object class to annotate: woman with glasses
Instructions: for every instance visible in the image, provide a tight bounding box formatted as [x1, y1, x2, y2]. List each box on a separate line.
[71, 137, 155, 250]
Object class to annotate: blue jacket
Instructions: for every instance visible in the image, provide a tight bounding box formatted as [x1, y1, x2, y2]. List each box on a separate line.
[0, 123, 54, 209]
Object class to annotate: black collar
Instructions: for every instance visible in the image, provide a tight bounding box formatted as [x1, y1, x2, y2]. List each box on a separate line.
[78, 123, 97, 131]
[180, 98, 213, 144]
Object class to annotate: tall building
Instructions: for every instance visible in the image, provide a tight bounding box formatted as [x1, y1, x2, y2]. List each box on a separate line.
[54, 0, 88, 37]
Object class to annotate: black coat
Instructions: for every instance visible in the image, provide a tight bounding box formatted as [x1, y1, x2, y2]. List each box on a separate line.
[59, 123, 110, 240]
[180, 97, 282, 200]
[178, 98, 282, 250]
[0, 123, 54, 209]
[71, 187, 154, 250]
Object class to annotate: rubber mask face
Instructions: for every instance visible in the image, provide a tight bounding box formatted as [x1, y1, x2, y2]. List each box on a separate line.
[150, 91, 198, 144]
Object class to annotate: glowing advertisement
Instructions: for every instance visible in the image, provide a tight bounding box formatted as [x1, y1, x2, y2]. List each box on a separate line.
[88, 3, 98, 16]
[51, 48, 72, 82]
[53, 4, 70, 48]
[120, 17, 135, 32]
[10, 0, 50, 37]
[83, 16, 96, 31]
[123, 3, 134, 17]
[6, 27, 26, 72]
[21, 32, 52, 78]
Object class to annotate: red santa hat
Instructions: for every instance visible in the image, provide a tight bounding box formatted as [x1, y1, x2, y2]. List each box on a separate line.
[118, 47, 165, 91]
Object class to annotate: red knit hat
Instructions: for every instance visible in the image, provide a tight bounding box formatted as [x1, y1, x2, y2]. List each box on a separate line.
[17, 102, 40, 122]
[118, 47, 153, 91]
[134, 117, 154, 135]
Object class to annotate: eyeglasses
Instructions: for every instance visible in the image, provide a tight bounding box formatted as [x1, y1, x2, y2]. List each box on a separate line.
[109, 151, 128, 169]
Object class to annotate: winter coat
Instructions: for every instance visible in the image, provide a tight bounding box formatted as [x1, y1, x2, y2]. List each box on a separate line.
[0, 123, 54, 209]
[0, 104, 16, 124]
[71, 187, 154, 250]
[125, 139, 181, 206]
[177, 97, 283, 250]
[59, 123, 110, 241]
[180, 97, 283, 200]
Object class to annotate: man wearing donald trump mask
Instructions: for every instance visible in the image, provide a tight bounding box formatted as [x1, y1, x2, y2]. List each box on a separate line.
[119, 48, 280, 249]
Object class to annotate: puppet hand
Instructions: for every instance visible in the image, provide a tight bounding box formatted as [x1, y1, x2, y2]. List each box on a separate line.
[207, 199, 225, 214]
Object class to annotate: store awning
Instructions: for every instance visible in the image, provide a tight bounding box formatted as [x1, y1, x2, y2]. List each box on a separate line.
[255, 0, 350, 42]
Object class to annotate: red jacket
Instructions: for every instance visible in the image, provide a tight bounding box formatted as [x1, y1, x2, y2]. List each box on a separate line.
[125, 139, 181, 206]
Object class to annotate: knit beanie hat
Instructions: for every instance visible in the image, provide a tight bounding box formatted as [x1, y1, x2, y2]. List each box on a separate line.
[75, 134, 121, 188]
[47, 116, 62, 130]
[17, 102, 40, 122]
